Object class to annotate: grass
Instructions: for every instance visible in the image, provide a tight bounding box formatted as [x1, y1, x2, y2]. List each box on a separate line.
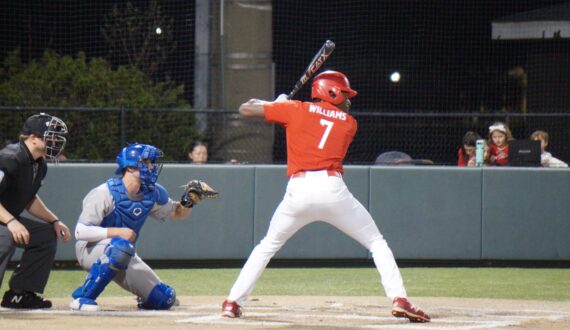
[8, 267, 570, 300]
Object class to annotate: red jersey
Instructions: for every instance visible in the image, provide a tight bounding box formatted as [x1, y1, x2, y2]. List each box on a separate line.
[264, 100, 357, 177]
[457, 148, 470, 166]
[489, 144, 509, 166]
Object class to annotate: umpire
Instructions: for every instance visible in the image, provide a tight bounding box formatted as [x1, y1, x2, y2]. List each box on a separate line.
[0, 113, 71, 309]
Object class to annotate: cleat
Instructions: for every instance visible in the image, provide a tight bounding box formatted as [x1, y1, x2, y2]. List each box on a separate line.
[1, 290, 52, 309]
[70, 297, 99, 311]
[221, 299, 242, 318]
[391, 297, 430, 323]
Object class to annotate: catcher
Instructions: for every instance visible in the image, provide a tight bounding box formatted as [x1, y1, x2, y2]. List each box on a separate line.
[69, 143, 218, 311]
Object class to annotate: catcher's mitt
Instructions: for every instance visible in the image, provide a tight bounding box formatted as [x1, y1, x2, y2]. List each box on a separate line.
[180, 180, 219, 208]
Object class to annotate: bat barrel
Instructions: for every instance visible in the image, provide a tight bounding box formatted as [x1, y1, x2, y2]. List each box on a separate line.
[288, 40, 335, 99]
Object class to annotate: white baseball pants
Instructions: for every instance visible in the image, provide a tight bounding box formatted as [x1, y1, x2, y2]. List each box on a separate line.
[227, 170, 407, 305]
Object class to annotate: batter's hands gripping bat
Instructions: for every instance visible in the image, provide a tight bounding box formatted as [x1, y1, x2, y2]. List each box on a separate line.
[180, 180, 219, 208]
[287, 40, 335, 100]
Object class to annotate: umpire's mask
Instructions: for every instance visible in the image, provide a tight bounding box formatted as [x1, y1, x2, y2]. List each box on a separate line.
[23, 113, 68, 160]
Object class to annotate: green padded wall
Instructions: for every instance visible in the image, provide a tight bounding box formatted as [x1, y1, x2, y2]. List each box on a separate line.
[481, 167, 570, 260]
[8, 164, 570, 262]
[370, 167, 482, 259]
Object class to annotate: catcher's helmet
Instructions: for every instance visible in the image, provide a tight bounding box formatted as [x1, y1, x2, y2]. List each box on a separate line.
[311, 70, 357, 105]
[115, 143, 163, 190]
[22, 113, 68, 160]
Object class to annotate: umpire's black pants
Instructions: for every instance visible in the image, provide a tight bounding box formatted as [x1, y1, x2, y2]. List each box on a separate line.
[0, 216, 57, 293]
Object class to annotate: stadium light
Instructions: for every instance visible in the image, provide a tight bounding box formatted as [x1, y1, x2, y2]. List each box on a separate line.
[390, 71, 401, 83]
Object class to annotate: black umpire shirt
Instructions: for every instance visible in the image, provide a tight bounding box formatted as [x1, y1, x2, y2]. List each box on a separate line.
[0, 141, 47, 220]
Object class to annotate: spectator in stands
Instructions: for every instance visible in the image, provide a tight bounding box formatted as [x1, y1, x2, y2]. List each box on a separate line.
[530, 130, 568, 168]
[375, 151, 433, 165]
[457, 131, 487, 166]
[188, 141, 208, 164]
[487, 122, 512, 166]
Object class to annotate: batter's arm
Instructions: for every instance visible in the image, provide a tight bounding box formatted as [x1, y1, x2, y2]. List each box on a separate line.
[239, 94, 290, 118]
[239, 99, 267, 118]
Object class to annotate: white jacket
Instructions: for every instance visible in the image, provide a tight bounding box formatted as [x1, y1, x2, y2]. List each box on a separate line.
[541, 152, 568, 168]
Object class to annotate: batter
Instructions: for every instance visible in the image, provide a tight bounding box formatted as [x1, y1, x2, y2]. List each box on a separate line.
[221, 70, 430, 323]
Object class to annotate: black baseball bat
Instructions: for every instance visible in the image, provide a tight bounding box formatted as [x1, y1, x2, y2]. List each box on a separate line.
[288, 40, 335, 99]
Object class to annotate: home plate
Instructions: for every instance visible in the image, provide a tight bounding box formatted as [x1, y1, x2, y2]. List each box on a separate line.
[175, 314, 290, 326]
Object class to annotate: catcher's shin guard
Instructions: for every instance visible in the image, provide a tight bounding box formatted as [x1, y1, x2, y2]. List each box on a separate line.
[72, 238, 135, 301]
[138, 283, 176, 310]
[72, 260, 117, 300]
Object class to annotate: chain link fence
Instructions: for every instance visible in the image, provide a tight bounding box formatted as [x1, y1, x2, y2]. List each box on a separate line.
[2, 107, 569, 166]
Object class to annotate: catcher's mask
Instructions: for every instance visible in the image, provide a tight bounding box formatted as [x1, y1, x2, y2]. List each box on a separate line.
[311, 70, 357, 105]
[22, 113, 68, 161]
[115, 143, 163, 191]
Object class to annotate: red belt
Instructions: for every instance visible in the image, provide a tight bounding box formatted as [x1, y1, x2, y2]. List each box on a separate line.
[291, 170, 341, 178]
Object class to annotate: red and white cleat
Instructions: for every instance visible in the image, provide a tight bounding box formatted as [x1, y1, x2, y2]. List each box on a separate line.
[391, 297, 431, 322]
[221, 299, 242, 318]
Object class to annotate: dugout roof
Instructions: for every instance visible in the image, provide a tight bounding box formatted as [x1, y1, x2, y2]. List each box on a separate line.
[492, 2, 570, 40]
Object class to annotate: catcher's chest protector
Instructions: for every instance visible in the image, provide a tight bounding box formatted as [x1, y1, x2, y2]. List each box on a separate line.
[100, 178, 156, 239]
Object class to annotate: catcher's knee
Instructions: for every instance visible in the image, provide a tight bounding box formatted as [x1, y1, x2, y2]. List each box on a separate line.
[139, 283, 176, 310]
[105, 237, 135, 270]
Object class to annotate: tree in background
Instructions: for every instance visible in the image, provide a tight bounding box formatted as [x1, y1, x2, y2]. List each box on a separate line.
[0, 49, 197, 161]
[102, 0, 176, 80]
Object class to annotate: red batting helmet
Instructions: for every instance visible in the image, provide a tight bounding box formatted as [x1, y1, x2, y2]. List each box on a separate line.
[311, 70, 357, 105]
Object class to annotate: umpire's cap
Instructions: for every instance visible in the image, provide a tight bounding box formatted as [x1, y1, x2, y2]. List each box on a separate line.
[22, 113, 67, 137]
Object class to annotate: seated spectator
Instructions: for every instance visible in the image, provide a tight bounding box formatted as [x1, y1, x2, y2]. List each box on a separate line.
[188, 141, 208, 164]
[530, 130, 568, 168]
[457, 131, 481, 167]
[487, 122, 513, 166]
[375, 151, 433, 165]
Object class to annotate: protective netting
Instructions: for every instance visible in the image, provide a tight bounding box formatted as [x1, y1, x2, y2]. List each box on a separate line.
[1, 1, 569, 164]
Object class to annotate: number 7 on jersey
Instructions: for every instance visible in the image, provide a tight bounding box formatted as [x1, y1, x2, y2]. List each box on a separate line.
[318, 119, 334, 149]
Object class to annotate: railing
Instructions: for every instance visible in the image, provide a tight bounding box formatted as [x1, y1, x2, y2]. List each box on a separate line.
[1, 107, 569, 165]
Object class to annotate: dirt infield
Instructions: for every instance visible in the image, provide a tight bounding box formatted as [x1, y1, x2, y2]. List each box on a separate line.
[1, 296, 570, 329]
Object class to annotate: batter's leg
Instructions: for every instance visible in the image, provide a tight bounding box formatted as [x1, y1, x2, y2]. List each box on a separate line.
[227, 200, 311, 306]
[327, 196, 407, 300]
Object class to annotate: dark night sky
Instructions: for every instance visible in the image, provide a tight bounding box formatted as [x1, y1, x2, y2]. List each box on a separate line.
[1, 0, 567, 112]
[272, 0, 569, 112]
